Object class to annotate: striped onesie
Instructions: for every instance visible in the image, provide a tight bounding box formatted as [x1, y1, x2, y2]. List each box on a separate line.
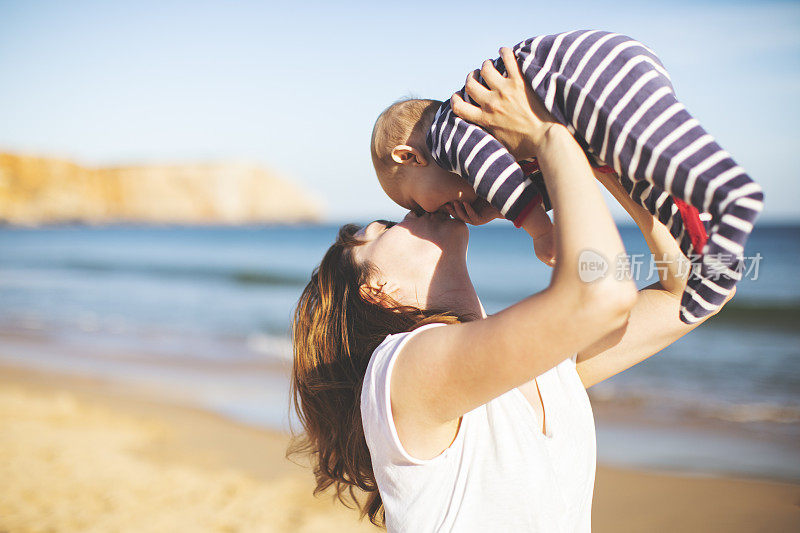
[426, 29, 764, 324]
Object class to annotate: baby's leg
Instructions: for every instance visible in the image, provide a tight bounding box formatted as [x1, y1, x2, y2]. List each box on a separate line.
[515, 30, 763, 322]
[588, 49, 763, 322]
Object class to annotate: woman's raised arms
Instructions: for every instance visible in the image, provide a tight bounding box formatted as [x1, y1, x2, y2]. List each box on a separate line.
[573, 168, 737, 388]
[389, 49, 638, 457]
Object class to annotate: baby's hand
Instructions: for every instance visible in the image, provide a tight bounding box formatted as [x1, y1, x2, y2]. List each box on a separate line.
[521, 202, 556, 267]
[533, 230, 556, 267]
[446, 198, 502, 225]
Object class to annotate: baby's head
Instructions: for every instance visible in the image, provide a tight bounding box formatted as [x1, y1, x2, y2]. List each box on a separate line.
[370, 98, 478, 215]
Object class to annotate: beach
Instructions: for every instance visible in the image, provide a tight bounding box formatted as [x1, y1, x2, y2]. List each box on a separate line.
[1, 224, 798, 531]
[0, 363, 375, 533]
[1, 362, 797, 533]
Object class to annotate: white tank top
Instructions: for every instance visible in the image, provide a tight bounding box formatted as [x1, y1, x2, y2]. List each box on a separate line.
[360, 322, 596, 532]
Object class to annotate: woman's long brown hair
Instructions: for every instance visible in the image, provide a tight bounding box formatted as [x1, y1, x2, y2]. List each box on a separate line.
[288, 223, 466, 528]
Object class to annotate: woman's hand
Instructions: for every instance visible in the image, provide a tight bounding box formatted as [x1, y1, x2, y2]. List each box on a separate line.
[450, 47, 559, 160]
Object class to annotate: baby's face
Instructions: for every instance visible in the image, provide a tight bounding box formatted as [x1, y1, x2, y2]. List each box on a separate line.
[394, 165, 479, 215]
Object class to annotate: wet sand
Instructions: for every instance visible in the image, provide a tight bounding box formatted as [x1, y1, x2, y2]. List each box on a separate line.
[1, 363, 797, 532]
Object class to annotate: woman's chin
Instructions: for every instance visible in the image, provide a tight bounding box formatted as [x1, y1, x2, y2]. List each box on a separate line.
[432, 211, 468, 230]
[402, 210, 464, 230]
[431, 212, 468, 236]
[399, 210, 470, 252]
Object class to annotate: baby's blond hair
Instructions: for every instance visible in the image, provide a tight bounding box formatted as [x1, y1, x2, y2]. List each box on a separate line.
[370, 98, 442, 182]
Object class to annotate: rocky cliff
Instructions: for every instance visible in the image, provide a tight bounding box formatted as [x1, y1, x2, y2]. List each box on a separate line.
[0, 153, 322, 225]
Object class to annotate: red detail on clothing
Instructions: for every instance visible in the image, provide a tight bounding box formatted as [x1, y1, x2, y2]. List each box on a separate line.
[513, 194, 543, 228]
[519, 158, 540, 174]
[596, 165, 615, 173]
[673, 196, 709, 253]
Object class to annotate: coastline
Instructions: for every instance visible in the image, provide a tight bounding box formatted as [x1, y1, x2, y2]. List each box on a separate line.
[3, 328, 798, 482]
[1, 362, 797, 532]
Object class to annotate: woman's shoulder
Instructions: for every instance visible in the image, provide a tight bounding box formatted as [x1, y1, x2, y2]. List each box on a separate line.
[369, 322, 450, 366]
[363, 322, 450, 397]
[360, 322, 454, 466]
[387, 321, 451, 340]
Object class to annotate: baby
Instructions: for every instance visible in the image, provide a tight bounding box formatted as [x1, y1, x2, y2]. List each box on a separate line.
[370, 29, 764, 324]
[370, 98, 560, 267]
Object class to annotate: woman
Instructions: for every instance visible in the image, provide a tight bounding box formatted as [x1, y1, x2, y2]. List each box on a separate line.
[289, 54, 734, 531]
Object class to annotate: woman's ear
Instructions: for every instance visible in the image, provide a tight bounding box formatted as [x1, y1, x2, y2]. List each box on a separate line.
[390, 145, 428, 166]
[359, 282, 386, 306]
[359, 280, 401, 308]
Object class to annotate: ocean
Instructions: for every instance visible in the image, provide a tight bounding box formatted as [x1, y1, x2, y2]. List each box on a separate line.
[0, 222, 798, 480]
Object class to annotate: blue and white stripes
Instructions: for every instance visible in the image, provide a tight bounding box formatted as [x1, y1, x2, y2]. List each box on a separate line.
[426, 29, 764, 324]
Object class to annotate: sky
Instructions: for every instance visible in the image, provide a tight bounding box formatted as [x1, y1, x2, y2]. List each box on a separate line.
[0, 0, 798, 223]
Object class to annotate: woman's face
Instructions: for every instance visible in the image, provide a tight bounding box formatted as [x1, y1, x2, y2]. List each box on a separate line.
[352, 210, 470, 309]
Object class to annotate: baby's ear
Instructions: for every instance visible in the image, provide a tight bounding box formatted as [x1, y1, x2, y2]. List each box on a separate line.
[391, 145, 427, 166]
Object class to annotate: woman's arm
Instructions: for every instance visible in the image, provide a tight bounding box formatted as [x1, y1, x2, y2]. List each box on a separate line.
[573, 169, 736, 388]
[390, 50, 638, 440]
[593, 169, 690, 295]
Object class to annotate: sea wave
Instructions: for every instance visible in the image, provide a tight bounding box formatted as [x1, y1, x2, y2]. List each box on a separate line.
[711, 300, 800, 330]
[589, 386, 800, 425]
[701, 403, 800, 424]
[18, 260, 311, 288]
[481, 292, 800, 331]
[246, 333, 292, 360]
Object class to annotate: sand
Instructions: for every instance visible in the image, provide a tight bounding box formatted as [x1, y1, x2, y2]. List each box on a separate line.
[0, 364, 798, 532]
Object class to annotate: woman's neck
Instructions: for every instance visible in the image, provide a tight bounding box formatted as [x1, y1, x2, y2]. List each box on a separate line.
[424, 262, 484, 320]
